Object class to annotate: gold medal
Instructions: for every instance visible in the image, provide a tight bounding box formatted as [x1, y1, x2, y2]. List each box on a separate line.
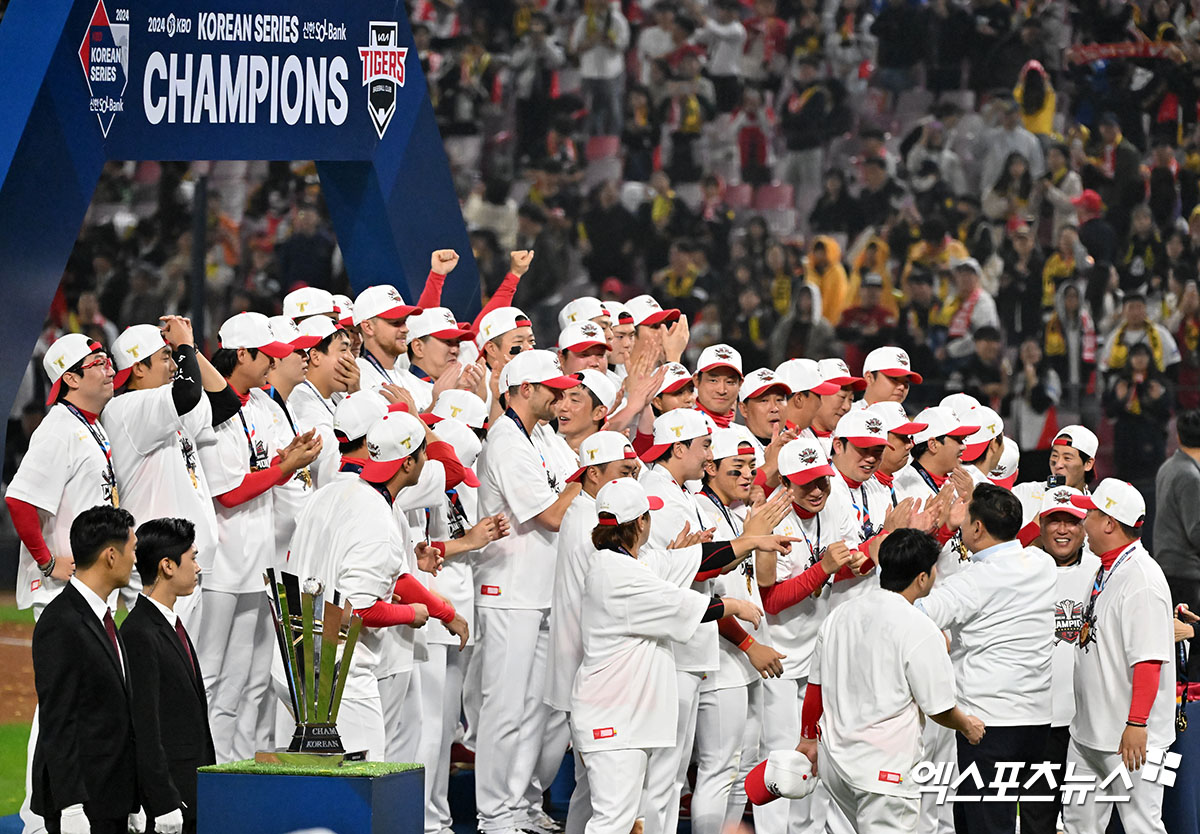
[299, 467, 313, 490]
[189, 469, 198, 490]
[1079, 620, 1091, 648]
[813, 585, 822, 598]
[111, 485, 119, 508]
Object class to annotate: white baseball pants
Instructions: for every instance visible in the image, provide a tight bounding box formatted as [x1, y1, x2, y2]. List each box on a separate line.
[582, 748, 651, 834]
[417, 642, 473, 834]
[917, 720, 956, 834]
[642, 669, 704, 834]
[1061, 738, 1167, 834]
[693, 681, 759, 834]
[822, 753, 920, 834]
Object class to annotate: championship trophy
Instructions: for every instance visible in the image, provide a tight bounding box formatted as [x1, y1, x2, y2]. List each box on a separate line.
[257, 568, 368, 766]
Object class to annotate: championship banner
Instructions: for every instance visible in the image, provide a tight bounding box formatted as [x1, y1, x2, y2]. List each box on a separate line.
[0, 0, 477, 428]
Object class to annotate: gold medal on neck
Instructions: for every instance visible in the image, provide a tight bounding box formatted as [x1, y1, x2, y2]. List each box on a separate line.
[1079, 620, 1092, 648]
[189, 469, 198, 490]
[812, 585, 822, 599]
[111, 485, 120, 508]
[298, 467, 313, 490]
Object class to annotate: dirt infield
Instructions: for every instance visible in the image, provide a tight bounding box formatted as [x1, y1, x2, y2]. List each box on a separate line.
[0, 620, 35, 724]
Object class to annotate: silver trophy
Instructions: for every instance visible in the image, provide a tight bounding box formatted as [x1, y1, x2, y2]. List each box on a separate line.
[258, 569, 367, 766]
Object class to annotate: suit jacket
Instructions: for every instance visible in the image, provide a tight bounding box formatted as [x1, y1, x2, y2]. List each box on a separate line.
[120, 597, 215, 824]
[31, 582, 138, 821]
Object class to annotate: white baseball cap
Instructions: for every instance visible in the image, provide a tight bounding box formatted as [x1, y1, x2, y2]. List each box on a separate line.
[641, 408, 713, 462]
[567, 430, 639, 483]
[745, 750, 817, 806]
[361, 411, 427, 483]
[988, 436, 1020, 488]
[657, 362, 695, 396]
[625, 294, 681, 327]
[43, 334, 107, 405]
[112, 324, 169, 387]
[558, 297, 611, 330]
[331, 294, 355, 327]
[775, 358, 839, 396]
[283, 286, 336, 320]
[710, 426, 761, 461]
[578, 368, 619, 411]
[499, 349, 581, 390]
[429, 389, 488, 430]
[407, 307, 472, 343]
[696, 344, 743, 377]
[1052, 425, 1099, 459]
[863, 346, 923, 383]
[834, 409, 893, 449]
[1071, 478, 1147, 528]
[352, 285, 421, 326]
[476, 306, 532, 347]
[739, 368, 790, 402]
[269, 315, 319, 351]
[778, 439, 836, 485]
[1039, 485, 1088, 519]
[940, 392, 982, 421]
[333, 391, 390, 442]
[297, 315, 343, 344]
[817, 358, 866, 391]
[960, 406, 1004, 463]
[559, 321, 611, 354]
[866, 401, 928, 436]
[596, 478, 664, 524]
[219, 312, 294, 358]
[428, 417, 483, 470]
[912, 406, 979, 445]
[604, 300, 635, 325]
[952, 256, 983, 275]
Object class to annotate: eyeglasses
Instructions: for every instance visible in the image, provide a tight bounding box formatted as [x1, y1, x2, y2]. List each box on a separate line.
[79, 356, 113, 372]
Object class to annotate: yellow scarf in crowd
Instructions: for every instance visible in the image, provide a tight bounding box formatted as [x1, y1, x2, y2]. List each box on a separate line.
[1107, 323, 1166, 371]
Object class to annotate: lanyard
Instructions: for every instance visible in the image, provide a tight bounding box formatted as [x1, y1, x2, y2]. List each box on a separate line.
[507, 407, 558, 493]
[409, 363, 433, 383]
[270, 388, 299, 436]
[911, 460, 945, 495]
[1079, 543, 1137, 649]
[302, 381, 334, 416]
[798, 513, 832, 597]
[361, 348, 396, 385]
[699, 487, 753, 591]
[847, 479, 874, 540]
[236, 407, 267, 471]
[912, 461, 969, 561]
[64, 403, 119, 507]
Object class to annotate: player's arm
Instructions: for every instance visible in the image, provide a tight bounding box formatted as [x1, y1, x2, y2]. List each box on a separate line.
[913, 572, 980, 630]
[469, 251, 532, 330]
[532, 483, 584, 532]
[718, 616, 786, 678]
[759, 543, 854, 614]
[929, 706, 986, 744]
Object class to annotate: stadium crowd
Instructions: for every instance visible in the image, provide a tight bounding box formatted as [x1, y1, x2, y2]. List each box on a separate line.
[8, 0, 1200, 833]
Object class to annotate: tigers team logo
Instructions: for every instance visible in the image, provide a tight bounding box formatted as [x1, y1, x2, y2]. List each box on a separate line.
[359, 21, 407, 138]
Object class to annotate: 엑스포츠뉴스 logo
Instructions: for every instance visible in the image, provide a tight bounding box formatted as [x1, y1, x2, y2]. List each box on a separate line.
[79, 0, 129, 137]
[359, 21, 407, 139]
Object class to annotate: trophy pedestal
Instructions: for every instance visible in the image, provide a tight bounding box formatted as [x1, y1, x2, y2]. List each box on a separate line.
[254, 749, 369, 767]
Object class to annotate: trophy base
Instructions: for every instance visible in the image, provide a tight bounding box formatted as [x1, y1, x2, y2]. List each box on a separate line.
[254, 749, 369, 767]
[288, 721, 347, 755]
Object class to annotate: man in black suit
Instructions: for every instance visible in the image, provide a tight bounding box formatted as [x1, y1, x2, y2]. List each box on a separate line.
[31, 505, 138, 834]
[121, 518, 214, 834]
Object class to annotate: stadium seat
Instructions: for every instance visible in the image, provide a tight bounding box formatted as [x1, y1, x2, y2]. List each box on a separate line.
[724, 183, 753, 210]
[585, 135, 621, 162]
[753, 183, 795, 211]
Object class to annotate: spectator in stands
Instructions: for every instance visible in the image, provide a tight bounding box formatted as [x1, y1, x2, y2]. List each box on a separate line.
[660, 48, 716, 183]
[981, 100, 1045, 192]
[1100, 294, 1183, 379]
[1043, 283, 1098, 407]
[809, 169, 864, 239]
[997, 219, 1045, 338]
[925, 0, 974, 95]
[967, 0, 1014, 93]
[777, 56, 846, 211]
[948, 324, 1010, 407]
[742, 0, 788, 92]
[870, 0, 926, 106]
[858, 156, 907, 230]
[983, 152, 1035, 223]
[1167, 280, 1200, 410]
[580, 180, 638, 284]
[1073, 188, 1118, 267]
[1034, 143, 1082, 247]
[689, 0, 747, 113]
[511, 12, 566, 164]
[729, 86, 776, 187]
[837, 273, 897, 374]
[464, 178, 519, 252]
[768, 283, 838, 366]
[638, 171, 695, 273]
[1004, 337, 1062, 480]
[1013, 59, 1056, 137]
[621, 85, 660, 182]
[1087, 111, 1145, 237]
[636, 2, 676, 85]
[905, 117, 968, 196]
[570, 0, 631, 136]
[275, 202, 335, 292]
[1119, 204, 1167, 296]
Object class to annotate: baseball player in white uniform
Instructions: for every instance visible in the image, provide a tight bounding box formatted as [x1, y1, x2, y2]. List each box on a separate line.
[283, 285, 338, 323]
[6, 334, 118, 834]
[958, 405, 1005, 485]
[810, 360, 864, 457]
[797, 529, 985, 833]
[194, 312, 320, 763]
[476, 306, 537, 424]
[287, 316, 356, 487]
[405, 306, 484, 410]
[692, 344, 743, 428]
[774, 359, 838, 441]
[559, 321, 612, 375]
[571, 478, 763, 834]
[473, 350, 583, 834]
[545, 431, 643, 834]
[1012, 425, 1098, 522]
[863, 402, 928, 514]
[854, 346, 923, 409]
[353, 284, 430, 403]
[915, 483, 1057, 831]
[1062, 479, 1174, 834]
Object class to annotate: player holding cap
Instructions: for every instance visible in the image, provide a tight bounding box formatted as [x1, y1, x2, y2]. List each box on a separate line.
[855, 346, 923, 408]
[865, 402, 928, 511]
[959, 405, 1006, 484]
[774, 358, 839, 440]
[195, 312, 320, 762]
[915, 484, 1056, 831]
[1013, 425, 1098, 521]
[570, 479, 762, 834]
[288, 316, 358, 487]
[406, 306, 485, 410]
[286, 411, 467, 760]
[796, 530, 985, 832]
[473, 350, 584, 834]
[545, 432, 643, 834]
[693, 344, 743, 428]
[810, 359, 865, 457]
[1018, 486, 1099, 834]
[102, 317, 227, 616]
[1061, 480, 1174, 834]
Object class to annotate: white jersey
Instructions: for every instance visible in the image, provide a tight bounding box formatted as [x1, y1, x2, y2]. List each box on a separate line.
[198, 388, 279, 594]
[826, 474, 885, 604]
[571, 549, 709, 753]
[812, 430, 834, 459]
[640, 464, 718, 675]
[262, 394, 317, 570]
[812, 588, 958, 798]
[7, 404, 119, 610]
[1039, 547, 1101, 728]
[695, 490, 764, 690]
[286, 477, 411, 700]
[917, 540, 1057, 726]
[1013, 480, 1090, 527]
[357, 350, 433, 411]
[475, 412, 564, 609]
[289, 381, 339, 489]
[422, 483, 478, 648]
[1071, 542, 1175, 752]
[532, 422, 578, 489]
[101, 386, 219, 576]
[546, 490, 599, 711]
[894, 462, 969, 582]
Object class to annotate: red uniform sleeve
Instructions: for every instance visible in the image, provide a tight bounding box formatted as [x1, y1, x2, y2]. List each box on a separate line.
[1017, 521, 1041, 548]
[1128, 660, 1164, 724]
[471, 272, 522, 330]
[392, 573, 456, 622]
[800, 683, 823, 739]
[5, 497, 51, 566]
[935, 525, 956, 546]
[417, 270, 445, 308]
[632, 430, 654, 457]
[426, 440, 467, 490]
[760, 563, 830, 614]
[355, 599, 417, 627]
[717, 615, 752, 649]
[215, 465, 286, 508]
